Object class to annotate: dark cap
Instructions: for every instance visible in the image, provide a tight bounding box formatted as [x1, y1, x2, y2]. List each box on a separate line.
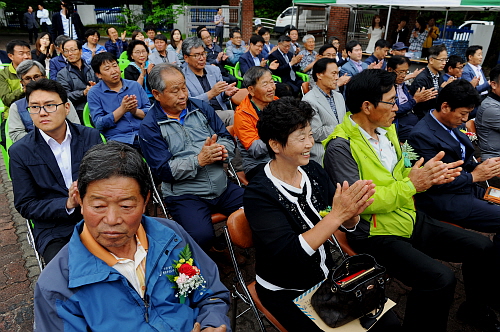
[392, 42, 408, 51]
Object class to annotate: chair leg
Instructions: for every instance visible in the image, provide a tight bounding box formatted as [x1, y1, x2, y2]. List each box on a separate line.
[223, 226, 267, 332]
[26, 219, 44, 272]
[231, 291, 238, 331]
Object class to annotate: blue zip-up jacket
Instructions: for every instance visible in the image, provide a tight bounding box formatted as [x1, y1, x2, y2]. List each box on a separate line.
[139, 99, 234, 199]
[34, 216, 231, 332]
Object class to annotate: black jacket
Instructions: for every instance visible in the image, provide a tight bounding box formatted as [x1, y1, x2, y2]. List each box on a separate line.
[9, 122, 101, 254]
[51, 11, 85, 42]
[244, 161, 336, 291]
[409, 67, 443, 119]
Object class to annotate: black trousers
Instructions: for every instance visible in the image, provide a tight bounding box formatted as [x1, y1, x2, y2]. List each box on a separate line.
[43, 234, 72, 264]
[350, 212, 497, 332]
[28, 27, 38, 44]
[256, 283, 402, 332]
[215, 26, 224, 48]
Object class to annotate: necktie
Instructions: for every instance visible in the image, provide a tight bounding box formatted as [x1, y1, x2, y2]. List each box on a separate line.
[283, 52, 296, 81]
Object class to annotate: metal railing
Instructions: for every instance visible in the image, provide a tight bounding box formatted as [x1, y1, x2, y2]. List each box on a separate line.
[253, 17, 276, 30]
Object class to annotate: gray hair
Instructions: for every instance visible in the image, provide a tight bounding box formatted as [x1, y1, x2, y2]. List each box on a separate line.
[302, 34, 315, 43]
[181, 37, 205, 57]
[148, 63, 185, 92]
[243, 66, 272, 88]
[78, 141, 151, 200]
[16, 60, 45, 80]
[54, 35, 71, 47]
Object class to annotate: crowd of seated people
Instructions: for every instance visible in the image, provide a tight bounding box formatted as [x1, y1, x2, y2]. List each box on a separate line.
[3, 23, 500, 332]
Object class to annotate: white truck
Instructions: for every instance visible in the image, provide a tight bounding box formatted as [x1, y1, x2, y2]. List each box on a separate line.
[274, 6, 329, 35]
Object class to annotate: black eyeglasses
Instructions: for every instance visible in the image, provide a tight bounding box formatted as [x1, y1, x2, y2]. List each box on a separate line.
[26, 103, 65, 114]
[378, 97, 398, 107]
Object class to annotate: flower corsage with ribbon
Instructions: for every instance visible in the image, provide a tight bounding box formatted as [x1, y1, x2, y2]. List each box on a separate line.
[401, 141, 420, 167]
[459, 129, 477, 142]
[167, 244, 206, 303]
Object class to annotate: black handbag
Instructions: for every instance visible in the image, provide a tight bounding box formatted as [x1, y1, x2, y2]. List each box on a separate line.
[310, 236, 387, 329]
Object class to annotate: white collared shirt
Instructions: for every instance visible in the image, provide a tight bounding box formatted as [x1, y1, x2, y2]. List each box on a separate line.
[60, 10, 78, 40]
[468, 63, 487, 95]
[110, 236, 148, 298]
[39, 121, 73, 189]
[350, 116, 397, 172]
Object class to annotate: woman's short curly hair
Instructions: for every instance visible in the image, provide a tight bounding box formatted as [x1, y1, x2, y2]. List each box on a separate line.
[257, 97, 315, 159]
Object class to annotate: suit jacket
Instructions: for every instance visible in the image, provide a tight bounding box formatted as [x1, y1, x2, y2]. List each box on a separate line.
[339, 59, 368, 77]
[23, 12, 39, 29]
[462, 63, 490, 94]
[408, 112, 479, 220]
[394, 83, 418, 142]
[51, 11, 85, 42]
[148, 50, 179, 65]
[268, 49, 302, 87]
[183, 64, 227, 110]
[239, 51, 264, 76]
[9, 122, 101, 254]
[302, 87, 346, 164]
[261, 42, 275, 60]
[409, 67, 443, 119]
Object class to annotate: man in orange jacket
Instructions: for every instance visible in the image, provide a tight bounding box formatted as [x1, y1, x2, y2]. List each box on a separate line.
[233, 66, 278, 180]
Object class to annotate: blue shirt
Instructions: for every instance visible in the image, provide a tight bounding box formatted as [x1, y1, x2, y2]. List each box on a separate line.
[82, 43, 107, 65]
[364, 53, 387, 70]
[104, 39, 128, 59]
[87, 78, 150, 144]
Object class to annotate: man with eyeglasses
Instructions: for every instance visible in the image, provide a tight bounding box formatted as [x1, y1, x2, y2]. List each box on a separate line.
[443, 55, 466, 82]
[0, 40, 31, 119]
[410, 44, 455, 119]
[268, 35, 304, 97]
[324, 69, 500, 332]
[182, 37, 238, 126]
[57, 39, 97, 123]
[9, 59, 80, 143]
[9, 78, 101, 264]
[387, 55, 437, 142]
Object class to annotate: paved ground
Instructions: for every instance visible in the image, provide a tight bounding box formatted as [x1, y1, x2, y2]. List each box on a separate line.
[0, 32, 494, 332]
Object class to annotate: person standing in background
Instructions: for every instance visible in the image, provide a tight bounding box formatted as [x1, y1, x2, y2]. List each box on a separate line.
[392, 16, 409, 45]
[214, 8, 224, 48]
[422, 18, 439, 59]
[37, 3, 52, 34]
[366, 15, 385, 53]
[24, 6, 40, 45]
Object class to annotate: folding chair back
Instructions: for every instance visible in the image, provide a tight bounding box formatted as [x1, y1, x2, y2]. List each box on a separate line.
[224, 209, 288, 332]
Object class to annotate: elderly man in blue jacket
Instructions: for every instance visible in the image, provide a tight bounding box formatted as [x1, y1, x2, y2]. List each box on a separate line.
[34, 141, 231, 332]
[140, 63, 244, 250]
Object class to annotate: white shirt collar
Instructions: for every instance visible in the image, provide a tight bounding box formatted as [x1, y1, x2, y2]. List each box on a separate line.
[39, 121, 71, 145]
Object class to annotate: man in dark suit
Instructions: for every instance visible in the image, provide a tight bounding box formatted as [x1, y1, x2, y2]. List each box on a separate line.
[408, 79, 500, 259]
[9, 78, 101, 264]
[51, 1, 85, 42]
[239, 35, 278, 76]
[409, 44, 454, 119]
[268, 35, 303, 96]
[23, 6, 39, 45]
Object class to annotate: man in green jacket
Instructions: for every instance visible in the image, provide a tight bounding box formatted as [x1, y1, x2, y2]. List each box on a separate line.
[323, 69, 500, 332]
[0, 40, 32, 118]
